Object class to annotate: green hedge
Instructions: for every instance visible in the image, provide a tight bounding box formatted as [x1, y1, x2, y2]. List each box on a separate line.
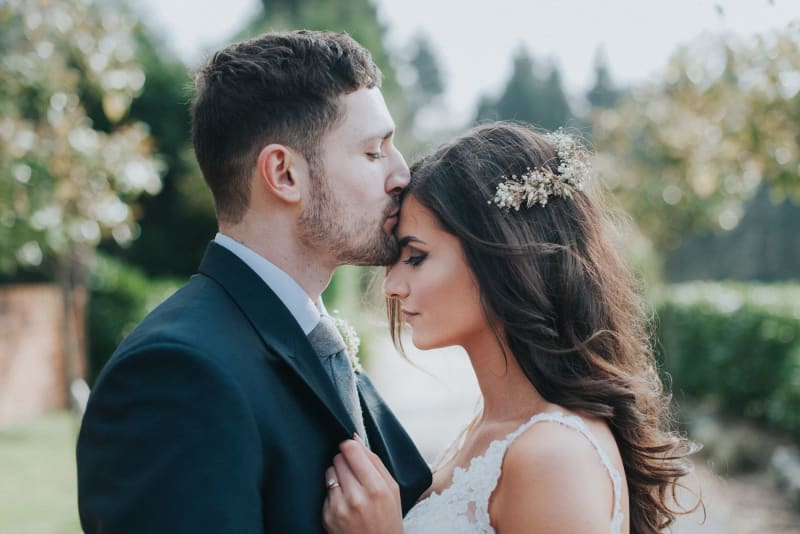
[87, 255, 181, 384]
[86, 258, 371, 382]
[654, 282, 800, 438]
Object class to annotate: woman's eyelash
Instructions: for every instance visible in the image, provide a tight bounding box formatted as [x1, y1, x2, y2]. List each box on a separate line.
[403, 253, 427, 266]
[367, 152, 385, 159]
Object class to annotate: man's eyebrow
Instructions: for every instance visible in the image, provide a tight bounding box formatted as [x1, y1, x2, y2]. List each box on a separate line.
[398, 236, 425, 247]
[360, 128, 395, 144]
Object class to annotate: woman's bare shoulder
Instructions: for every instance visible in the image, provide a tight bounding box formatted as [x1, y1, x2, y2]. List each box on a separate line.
[489, 413, 621, 534]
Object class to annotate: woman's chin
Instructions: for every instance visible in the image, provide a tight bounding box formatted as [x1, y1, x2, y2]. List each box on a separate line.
[410, 332, 433, 351]
[410, 332, 448, 352]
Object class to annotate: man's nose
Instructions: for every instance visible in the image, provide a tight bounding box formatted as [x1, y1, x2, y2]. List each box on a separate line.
[386, 147, 410, 194]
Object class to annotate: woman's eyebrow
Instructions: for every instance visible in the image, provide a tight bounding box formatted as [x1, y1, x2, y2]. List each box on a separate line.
[398, 236, 426, 247]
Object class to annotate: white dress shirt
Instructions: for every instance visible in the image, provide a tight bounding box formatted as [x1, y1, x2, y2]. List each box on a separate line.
[214, 232, 322, 334]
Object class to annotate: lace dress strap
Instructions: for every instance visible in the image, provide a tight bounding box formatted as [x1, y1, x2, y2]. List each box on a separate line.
[501, 412, 625, 534]
[402, 411, 624, 534]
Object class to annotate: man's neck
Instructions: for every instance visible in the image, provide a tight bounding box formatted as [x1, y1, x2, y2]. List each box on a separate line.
[219, 220, 334, 304]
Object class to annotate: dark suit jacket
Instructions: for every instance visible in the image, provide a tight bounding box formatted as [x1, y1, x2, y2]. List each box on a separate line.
[77, 242, 431, 533]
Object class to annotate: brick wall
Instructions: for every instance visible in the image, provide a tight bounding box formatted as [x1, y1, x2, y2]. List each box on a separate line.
[0, 284, 86, 426]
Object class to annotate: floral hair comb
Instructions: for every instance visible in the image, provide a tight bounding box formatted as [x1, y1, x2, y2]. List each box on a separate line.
[490, 129, 591, 210]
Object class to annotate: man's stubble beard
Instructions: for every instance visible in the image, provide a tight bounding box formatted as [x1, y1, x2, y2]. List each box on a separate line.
[297, 168, 399, 266]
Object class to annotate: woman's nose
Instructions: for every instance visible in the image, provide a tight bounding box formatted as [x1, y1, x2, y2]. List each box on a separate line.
[383, 266, 409, 299]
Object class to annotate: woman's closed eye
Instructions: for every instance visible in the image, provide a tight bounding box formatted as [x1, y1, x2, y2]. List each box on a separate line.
[402, 252, 427, 267]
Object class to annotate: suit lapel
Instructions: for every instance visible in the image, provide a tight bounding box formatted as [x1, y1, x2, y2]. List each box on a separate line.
[358, 373, 432, 514]
[198, 241, 431, 509]
[198, 241, 357, 438]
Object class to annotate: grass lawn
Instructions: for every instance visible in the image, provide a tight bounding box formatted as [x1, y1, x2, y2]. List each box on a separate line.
[0, 411, 82, 534]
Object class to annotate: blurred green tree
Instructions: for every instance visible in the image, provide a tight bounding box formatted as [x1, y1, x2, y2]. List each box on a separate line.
[250, 0, 397, 94]
[592, 26, 800, 257]
[246, 0, 413, 145]
[99, 25, 216, 278]
[540, 66, 572, 130]
[665, 185, 800, 281]
[406, 32, 445, 106]
[398, 32, 450, 152]
[0, 0, 163, 390]
[475, 47, 573, 131]
[586, 48, 621, 110]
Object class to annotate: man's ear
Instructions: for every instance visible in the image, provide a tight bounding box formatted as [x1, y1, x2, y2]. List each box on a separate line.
[256, 144, 304, 204]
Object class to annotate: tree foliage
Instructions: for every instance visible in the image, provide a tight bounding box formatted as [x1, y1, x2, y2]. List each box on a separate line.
[666, 186, 800, 281]
[251, 0, 399, 95]
[592, 26, 800, 253]
[586, 48, 621, 110]
[101, 25, 216, 278]
[247, 0, 420, 150]
[0, 0, 162, 275]
[406, 32, 445, 106]
[475, 47, 572, 131]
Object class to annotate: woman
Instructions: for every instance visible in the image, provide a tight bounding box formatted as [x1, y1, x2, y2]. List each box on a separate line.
[322, 123, 697, 533]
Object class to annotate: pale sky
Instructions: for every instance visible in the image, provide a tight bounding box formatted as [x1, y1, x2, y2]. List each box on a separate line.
[135, 0, 799, 118]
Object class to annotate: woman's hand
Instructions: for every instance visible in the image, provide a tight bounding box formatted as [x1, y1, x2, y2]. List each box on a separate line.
[322, 436, 403, 534]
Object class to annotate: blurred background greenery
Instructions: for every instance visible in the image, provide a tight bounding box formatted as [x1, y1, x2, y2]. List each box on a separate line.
[1, 0, 799, 531]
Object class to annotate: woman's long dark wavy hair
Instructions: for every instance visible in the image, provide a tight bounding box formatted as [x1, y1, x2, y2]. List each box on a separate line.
[388, 123, 698, 533]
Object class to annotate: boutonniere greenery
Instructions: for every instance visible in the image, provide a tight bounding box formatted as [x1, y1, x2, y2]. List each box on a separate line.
[331, 315, 363, 373]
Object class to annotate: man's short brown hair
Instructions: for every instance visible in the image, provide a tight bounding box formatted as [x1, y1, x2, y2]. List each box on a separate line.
[191, 30, 382, 223]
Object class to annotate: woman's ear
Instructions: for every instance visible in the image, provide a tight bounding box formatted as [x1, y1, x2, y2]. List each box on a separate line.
[256, 144, 305, 204]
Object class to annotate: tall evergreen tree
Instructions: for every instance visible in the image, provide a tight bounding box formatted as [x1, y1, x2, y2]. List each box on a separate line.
[261, 0, 301, 16]
[476, 48, 536, 123]
[408, 33, 445, 105]
[475, 47, 571, 130]
[474, 95, 498, 124]
[245, 0, 415, 151]
[587, 48, 621, 109]
[249, 0, 399, 95]
[495, 49, 541, 123]
[539, 65, 572, 130]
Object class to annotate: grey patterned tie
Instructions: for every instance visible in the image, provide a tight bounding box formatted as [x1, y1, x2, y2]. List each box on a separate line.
[307, 315, 368, 446]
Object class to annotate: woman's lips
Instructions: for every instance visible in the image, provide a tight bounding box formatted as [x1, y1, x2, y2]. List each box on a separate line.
[402, 310, 419, 322]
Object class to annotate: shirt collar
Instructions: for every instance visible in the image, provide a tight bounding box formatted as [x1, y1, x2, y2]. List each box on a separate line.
[214, 232, 321, 334]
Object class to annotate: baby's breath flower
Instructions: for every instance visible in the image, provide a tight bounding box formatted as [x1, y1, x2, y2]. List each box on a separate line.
[490, 129, 590, 211]
[331, 316, 362, 373]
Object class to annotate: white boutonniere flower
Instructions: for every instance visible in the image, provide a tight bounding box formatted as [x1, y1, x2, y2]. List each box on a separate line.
[331, 315, 363, 373]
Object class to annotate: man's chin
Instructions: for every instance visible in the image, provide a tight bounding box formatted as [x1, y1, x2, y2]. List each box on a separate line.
[340, 237, 399, 267]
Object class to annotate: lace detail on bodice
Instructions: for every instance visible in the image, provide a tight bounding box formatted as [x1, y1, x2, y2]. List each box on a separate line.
[402, 412, 624, 534]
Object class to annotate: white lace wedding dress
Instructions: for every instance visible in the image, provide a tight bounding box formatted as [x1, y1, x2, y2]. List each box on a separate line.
[402, 412, 625, 534]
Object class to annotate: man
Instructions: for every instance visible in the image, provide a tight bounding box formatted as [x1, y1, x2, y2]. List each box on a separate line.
[77, 30, 431, 533]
